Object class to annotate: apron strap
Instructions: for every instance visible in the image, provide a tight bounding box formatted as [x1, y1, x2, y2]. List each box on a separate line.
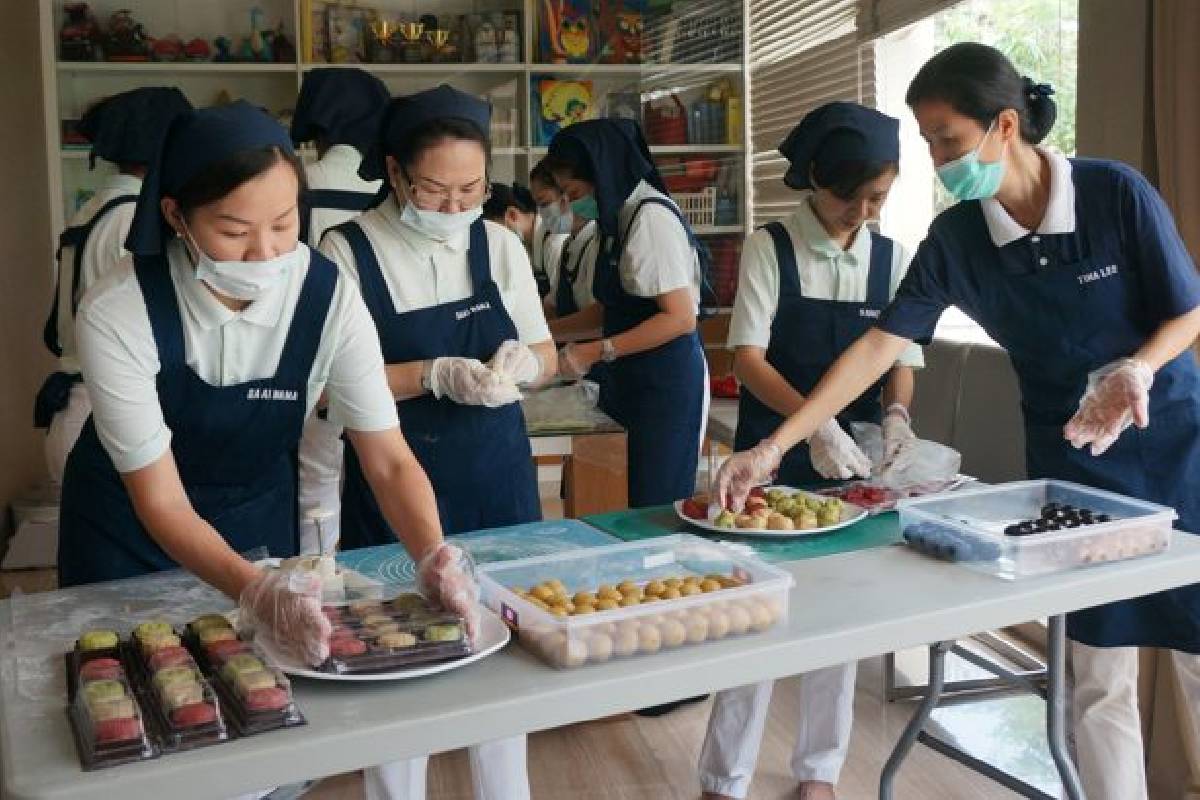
[133, 253, 188, 412]
[332, 220, 395, 322]
[43, 194, 138, 358]
[615, 196, 715, 317]
[762, 221, 804, 298]
[301, 189, 378, 245]
[466, 217, 493, 293]
[273, 252, 338, 387]
[866, 232, 894, 308]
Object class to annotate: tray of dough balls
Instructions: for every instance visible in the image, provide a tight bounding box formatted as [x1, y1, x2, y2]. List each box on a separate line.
[478, 534, 793, 669]
[898, 479, 1177, 579]
[66, 615, 304, 771]
[676, 486, 866, 536]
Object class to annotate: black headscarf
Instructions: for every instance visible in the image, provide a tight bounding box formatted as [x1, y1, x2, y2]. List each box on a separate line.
[77, 87, 193, 170]
[290, 68, 390, 154]
[778, 101, 900, 190]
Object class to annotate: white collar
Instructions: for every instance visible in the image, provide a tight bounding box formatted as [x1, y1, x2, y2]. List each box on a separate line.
[981, 147, 1076, 247]
[319, 144, 364, 172]
[792, 192, 872, 267]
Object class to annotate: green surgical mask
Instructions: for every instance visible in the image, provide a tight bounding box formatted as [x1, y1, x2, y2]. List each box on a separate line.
[570, 195, 599, 221]
[936, 120, 1005, 202]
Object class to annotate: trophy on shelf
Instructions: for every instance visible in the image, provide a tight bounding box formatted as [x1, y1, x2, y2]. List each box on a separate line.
[425, 28, 455, 63]
[396, 20, 425, 64]
[368, 18, 397, 63]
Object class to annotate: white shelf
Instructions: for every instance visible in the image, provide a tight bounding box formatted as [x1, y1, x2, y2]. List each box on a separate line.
[57, 61, 297, 74]
[529, 63, 742, 76]
[693, 225, 745, 236]
[302, 62, 525, 76]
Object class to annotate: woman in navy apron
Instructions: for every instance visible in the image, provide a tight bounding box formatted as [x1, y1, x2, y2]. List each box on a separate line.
[543, 119, 708, 509]
[700, 103, 923, 800]
[37, 87, 192, 487]
[59, 101, 472, 669]
[290, 67, 389, 555]
[715, 44, 1200, 800]
[318, 85, 550, 800]
[530, 158, 573, 299]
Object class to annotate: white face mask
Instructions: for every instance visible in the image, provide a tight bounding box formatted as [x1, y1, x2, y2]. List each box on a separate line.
[538, 202, 574, 235]
[400, 201, 483, 241]
[182, 222, 299, 301]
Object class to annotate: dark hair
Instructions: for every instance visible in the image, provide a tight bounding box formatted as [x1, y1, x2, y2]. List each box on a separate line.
[388, 117, 491, 173]
[809, 131, 898, 200]
[905, 43, 1056, 145]
[172, 146, 306, 218]
[541, 152, 594, 184]
[482, 182, 537, 221]
[529, 159, 560, 192]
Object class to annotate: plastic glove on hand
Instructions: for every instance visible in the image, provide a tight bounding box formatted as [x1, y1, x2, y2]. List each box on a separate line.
[1064, 358, 1153, 456]
[490, 340, 542, 386]
[238, 570, 331, 667]
[417, 543, 481, 640]
[808, 419, 872, 481]
[879, 404, 918, 476]
[557, 343, 589, 381]
[713, 442, 782, 513]
[429, 357, 521, 408]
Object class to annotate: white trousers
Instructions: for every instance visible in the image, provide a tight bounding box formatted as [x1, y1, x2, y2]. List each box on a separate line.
[363, 735, 530, 800]
[698, 662, 857, 797]
[1071, 641, 1200, 800]
[44, 384, 91, 485]
[297, 413, 344, 554]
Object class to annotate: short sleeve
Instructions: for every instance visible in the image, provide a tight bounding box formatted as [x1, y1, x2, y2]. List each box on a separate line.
[887, 242, 925, 368]
[495, 227, 552, 344]
[619, 203, 696, 298]
[1115, 164, 1200, 321]
[321, 283, 400, 433]
[79, 202, 136, 293]
[318, 229, 360, 285]
[876, 231, 955, 346]
[726, 230, 780, 350]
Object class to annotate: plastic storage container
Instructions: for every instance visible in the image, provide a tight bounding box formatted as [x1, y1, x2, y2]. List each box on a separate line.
[67, 648, 158, 770]
[319, 593, 471, 675]
[478, 534, 793, 669]
[897, 479, 1176, 579]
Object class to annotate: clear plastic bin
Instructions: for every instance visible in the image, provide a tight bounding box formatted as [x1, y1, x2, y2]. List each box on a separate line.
[478, 534, 793, 669]
[897, 480, 1176, 579]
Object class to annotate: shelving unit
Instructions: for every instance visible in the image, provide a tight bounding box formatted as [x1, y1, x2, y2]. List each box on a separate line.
[38, 0, 751, 302]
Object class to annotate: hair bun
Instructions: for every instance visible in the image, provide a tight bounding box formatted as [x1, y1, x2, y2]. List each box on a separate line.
[1020, 76, 1057, 145]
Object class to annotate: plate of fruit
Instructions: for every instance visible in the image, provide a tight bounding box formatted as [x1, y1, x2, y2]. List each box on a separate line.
[675, 486, 867, 537]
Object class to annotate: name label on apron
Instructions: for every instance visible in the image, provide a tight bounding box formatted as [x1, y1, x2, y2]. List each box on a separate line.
[246, 388, 300, 401]
[859, 308, 881, 319]
[455, 301, 493, 321]
[1077, 264, 1119, 285]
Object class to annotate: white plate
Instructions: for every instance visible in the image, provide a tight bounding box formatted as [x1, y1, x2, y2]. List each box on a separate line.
[675, 486, 868, 538]
[246, 606, 511, 683]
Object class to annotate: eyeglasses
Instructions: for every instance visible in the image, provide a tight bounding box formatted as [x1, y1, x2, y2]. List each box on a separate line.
[403, 171, 491, 211]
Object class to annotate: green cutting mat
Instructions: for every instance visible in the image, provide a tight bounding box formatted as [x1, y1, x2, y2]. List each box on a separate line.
[583, 505, 902, 563]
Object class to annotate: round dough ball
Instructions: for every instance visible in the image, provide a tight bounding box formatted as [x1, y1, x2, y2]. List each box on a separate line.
[659, 619, 686, 648]
[546, 579, 567, 594]
[555, 636, 588, 668]
[572, 604, 596, 616]
[706, 609, 731, 639]
[680, 583, 703, 597]
[637, 623, 662, 654]
[661, 587, 682, 601]
[573, 591, 597, 607]
[616, 580, 638, 595]
[618, 594, 641, 608]
[595, 598, 619, 611]
[663, 578, 683, 590]
[749, 602, 774, 632]
[768, 514, 795, 531]
[762, 598, 785, 623]
[700, 578, 723, 593]
[619, 586, 643, 602]
[585, 632, 614, 663]
[718, 575, 745, 588]
[549, 606, 569, 619]
[685, 613, 710, 644]
[597, 584, 621, 601]
[531, 585, 557, 603]
[734, 514, 758, 529]
[644, 580, 666, 597]
[727, 605, 751, 635]
[613, 629, 639, 657]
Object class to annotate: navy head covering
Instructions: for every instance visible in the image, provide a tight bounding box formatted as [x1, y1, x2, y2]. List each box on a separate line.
[77, 87, 193, 170]
[359, 84, 491, 207]
[483, 182, 536, 220]
[291, 68, 390, 154]
[125, 101, 296, 256]
[546, 118, 667, 237]
[779, 102, 899, 190]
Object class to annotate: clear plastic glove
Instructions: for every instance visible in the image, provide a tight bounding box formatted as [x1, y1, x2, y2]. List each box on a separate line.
[490, 340, 542, 386]
[428, 357, 521, 408]
[880, 404, 918, 476]
[713, 441, 782, 512]
[238, 570, 332, 667]
[417, 543, 481, 640]
[808, 419, 872, 480]
[1064, 358, 1153, 456]
[558, 343, 593, 382]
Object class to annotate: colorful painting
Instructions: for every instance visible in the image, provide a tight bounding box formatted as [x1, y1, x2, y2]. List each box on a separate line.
[538, 0, 593, 63]
[535, 78, 596, 145]
[595, 0, 645, 64]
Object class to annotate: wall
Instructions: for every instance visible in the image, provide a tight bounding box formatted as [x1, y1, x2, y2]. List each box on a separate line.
[0, 3, 54, 535]
[1076, 0, 1150, 169]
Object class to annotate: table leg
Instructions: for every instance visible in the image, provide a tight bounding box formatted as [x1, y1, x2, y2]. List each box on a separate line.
[1046, 615, 1086, 800]
[880, 640, 952, 800]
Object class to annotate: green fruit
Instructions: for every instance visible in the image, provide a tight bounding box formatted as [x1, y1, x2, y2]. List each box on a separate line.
[79, 630, 120, 651]
[714, 510, 736, 528]
[423, 624, 463, 642]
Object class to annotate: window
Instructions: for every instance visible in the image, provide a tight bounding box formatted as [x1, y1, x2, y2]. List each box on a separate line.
[875, 0, 1078, 345]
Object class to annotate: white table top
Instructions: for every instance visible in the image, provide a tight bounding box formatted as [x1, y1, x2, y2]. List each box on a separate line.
[5, 536, 1200, 800]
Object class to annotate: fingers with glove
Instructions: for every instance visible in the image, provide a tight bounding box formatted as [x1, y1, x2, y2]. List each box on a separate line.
[714, 441, 782, 512]
[427, 356, 521, 408]
[490, 340, 543, 386]
[807, 418, 872, 480]
[417, 543, 482, 640]
[238, 570, 332, 667]
[1064, 358, 1153, 456]
[557, 342, 594, 382]
[879, 403, 918, 477]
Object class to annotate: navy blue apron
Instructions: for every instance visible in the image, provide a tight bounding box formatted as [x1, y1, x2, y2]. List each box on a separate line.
[593, 197, 706, 508]
[947, 190, 1200, 651]
[336, 218, 541, 543]
[533, 228, 553, 298]
[735, 222, 894, 485]
[35, 194, 138, 428]
[301, 188, 377, 245]
[57, 252, 336, 586]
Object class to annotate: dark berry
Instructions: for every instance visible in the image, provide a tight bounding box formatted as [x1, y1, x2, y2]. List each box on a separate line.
[1005, 524, 1023, 536]
[1094, 513, 1111, 523]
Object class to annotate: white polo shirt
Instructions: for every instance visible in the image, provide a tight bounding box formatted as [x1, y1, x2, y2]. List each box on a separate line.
[76, 240, 399, 473]
[550, 219, 600, 310]
[727, 191, 924, 369]
[319, 196, 552, 345]
[55, 173, 142, 374]
[304, 145, 382, 248]
[617, 181, 701, 311]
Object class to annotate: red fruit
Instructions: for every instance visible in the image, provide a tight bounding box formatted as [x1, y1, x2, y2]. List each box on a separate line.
[170, 702, 217, 728]
[681, 499, 708, 520]
[748, 487, 766, 500]
[148, 646, 193, 672]
[205, 639, 250, 662]
[94, 716, 141, 743]
[244, 687, 290, 712]
[79, 658, 123, 682]
[330, 637, 367, 658]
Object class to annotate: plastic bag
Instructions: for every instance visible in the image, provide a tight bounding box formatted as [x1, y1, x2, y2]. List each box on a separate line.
[520, 381, 606, 432]
[850, 422, 962, 492]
